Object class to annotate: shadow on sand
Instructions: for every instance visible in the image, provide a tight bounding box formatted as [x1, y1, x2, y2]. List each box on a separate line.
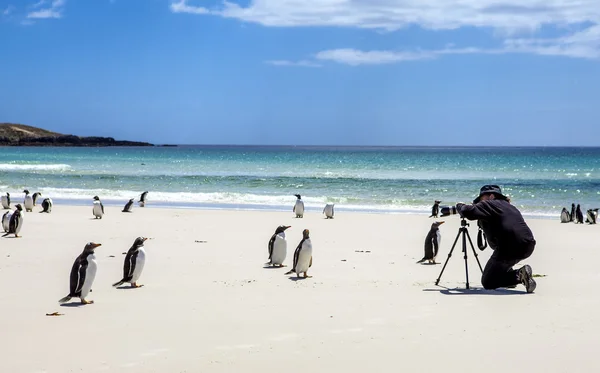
[423, 286, 525, 295]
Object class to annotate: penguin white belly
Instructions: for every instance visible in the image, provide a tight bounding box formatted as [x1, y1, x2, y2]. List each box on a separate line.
[138, 201, 145, 207]
[80, 254, 97, 298]
[130, 248, 146, 283]
[93, 202, 103, 218]
[295, 241, 313, 274]
[323, 203, 334, 218]
[24, 196, 33, 211]
[271, 234, 287, 265]
[14, 214, 23, 235]
[1, 196, 9, 209]
[45, 199, 53, 213]
[2, 211, 12, 232]
[294, 200, 304, 217]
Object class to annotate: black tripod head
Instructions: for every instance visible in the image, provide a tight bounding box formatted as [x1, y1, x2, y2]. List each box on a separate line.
[460, 217, 469, 227]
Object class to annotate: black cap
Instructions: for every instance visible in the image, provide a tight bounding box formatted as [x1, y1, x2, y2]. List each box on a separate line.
[473, 184, 508, 204]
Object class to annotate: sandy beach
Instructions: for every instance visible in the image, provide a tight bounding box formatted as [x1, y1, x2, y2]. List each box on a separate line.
[0, 204, 597, 373]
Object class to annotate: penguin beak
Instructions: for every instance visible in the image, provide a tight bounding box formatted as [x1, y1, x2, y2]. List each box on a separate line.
[91, 243, 102, 249]
[142, 237, 148, 241]
[438, 221, 445, 225]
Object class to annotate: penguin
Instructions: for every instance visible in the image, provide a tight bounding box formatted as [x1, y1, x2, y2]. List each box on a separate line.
[323, 203, 335, 219]
[570, 203, 576, 222]
[429, 200, 441, 218]
[112, 237, 148, 288]
[285, 229, 313, 278]
[2, 204, 23, 238]
[575, 204, 584, 224]
[32, 192, 42, 206]
[40, 198, 52, 213]
[122, 198, 134, 212]
[293, 194, 304, 218]
[2, 210, 13, 232]
[58, 242, 102, 304]
[93, 196, 104, 219]
[417, 221, 445, 264]
[586, 208, 598, 224]
[138, 191, 148, 207]
[560, 207, 571, 223]
[23, 190, 33, 212]
[267, 225, 291, 267]
[1, 192, 10, 209]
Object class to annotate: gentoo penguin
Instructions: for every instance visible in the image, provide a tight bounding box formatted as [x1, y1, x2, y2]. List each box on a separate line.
[267, 225, 291, 267]
[586, 208, 598, 224]
[138, 191, 148, 207]
[40, 198, 52, 213]
[417, 221, 445, 264]
[112, 237, 148, 288]
[293, 194, 304, 218]
[570, 203, 576, 222]
[2, 204, 23, 238]
[323, 203, 335, 219]
[93, 196, 104, 219]
[560, 207, 571, 223]
[23, 190, 33, 212]
[32, 192, 42, 206]
[1, 192, 10, 209]
[285, 229, 313, 278]
[122, 198, 134, 212]
[575, 204, 584, 224]
[2, 210, 13, 232]
[429, 200, 441, 218]
[58, 242, 102, 304]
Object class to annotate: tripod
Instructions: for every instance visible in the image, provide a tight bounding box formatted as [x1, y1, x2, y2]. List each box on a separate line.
[435, 217, 483, 289]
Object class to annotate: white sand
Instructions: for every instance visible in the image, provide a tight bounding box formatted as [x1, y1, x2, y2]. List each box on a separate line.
[0, 204, 597, 373]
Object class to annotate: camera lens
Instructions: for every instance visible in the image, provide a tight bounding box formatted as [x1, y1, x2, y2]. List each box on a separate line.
[440, 206, 457, 216]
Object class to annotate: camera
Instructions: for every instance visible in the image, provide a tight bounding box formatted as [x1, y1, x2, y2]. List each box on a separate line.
[440, 205, 458, 217]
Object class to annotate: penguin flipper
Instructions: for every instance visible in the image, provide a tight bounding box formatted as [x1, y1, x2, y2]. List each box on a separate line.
[284, 269, 295, 275]
[112, 280, 125, 287]
[58, 295, 72, 303]
[416, 258, 426, 264]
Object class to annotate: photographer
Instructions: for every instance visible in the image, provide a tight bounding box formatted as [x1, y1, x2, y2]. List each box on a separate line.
[455, 185, 537, 293]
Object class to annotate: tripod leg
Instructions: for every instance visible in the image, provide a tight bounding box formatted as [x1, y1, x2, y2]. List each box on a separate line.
[435, 227, 462, 286]
[464, 229, 483, 273]
[462, 228, 470, 289]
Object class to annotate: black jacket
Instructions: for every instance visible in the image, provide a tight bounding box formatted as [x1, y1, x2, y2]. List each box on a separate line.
[458, 199, 535, 260]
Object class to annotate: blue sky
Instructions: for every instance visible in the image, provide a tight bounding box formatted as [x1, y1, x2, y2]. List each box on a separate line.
[1, 0, 599, 146]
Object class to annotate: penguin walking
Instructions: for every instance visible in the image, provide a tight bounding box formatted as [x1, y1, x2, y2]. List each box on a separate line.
[2, 204, 23, 238]
[429, 200, 441, 218]
[560, 207, 571, 223]
[267, 225, 291, 267]
[285, 229, 313, 278]
[570, 203, 576, 222]
[122, 198, 134, 212]
[32, 192, 42, 206]
[112, 237, 148, 288]
[575, 204, 584, 224]
[23, 190, 33, 212]
[417, 221, 445, 264]
[40, 198, 53, 213]
[1, 192, 10, 209]
[58, 242, 102, 304]
[138, 191, 148, 207]
[2, 210, 13, 232]
[93, 196, 104, 219]
[323, 203, 335, 219]
[293, 194, 304, 218]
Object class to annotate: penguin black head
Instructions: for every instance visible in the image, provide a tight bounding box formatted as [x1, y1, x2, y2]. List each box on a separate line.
[23, 189, 30, 195]
[93, 196, 100, 201]
[6, 192, 9, 197]
[84, 242, 102, 253]
[431, 221, 445, 229]
[275, 225, 291, 234]
[133, 236, 148, 247]
[434, 200, 441, 204]
[15, 204, 23, 211]
[302, 229, 310, 239]
[294, 194, 302, 199]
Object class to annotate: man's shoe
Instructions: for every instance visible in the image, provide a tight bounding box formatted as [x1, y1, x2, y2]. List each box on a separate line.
[518, 265, 536, 293]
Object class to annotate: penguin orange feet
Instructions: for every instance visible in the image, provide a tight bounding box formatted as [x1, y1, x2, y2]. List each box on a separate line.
[131, 283, 144, 288]
[81, 299, 94, 304]
[303, 272, 312, 278]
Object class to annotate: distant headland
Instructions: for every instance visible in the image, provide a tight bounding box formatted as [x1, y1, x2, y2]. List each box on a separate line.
[0, 123, 161, 147]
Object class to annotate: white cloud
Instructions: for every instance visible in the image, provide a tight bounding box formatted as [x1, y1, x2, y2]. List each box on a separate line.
[2, 6, 14, 16]
[265, 60, 322, 67]
[27, 0, 66, 19]
[170, 0, 209, 14]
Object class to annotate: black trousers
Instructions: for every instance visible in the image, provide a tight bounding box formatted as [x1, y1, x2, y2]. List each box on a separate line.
[481, 244, 535, 289]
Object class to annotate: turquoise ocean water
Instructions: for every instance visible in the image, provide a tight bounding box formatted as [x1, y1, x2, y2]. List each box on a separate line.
[0, 146, 598, 219]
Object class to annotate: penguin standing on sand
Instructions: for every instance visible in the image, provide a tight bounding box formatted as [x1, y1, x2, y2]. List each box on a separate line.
[323, 203, 335, 219]
[32, 192, 42, 206]
[285, 229, 313, 278]
[571, 203, 576, 222]
[2, 210, 13, 232]
[93, 196, 104, 219]
[58, 242, 102, 304]
[293, 194, 304, 218]
[560, 207, 571, 223]
[417, 221, 445, 264]
[2, 204, 23, 238]
[586, 208, 598, 224]
[575, 204, 584, 224]
[40, 198, 53, 213]
[138, 191, 148, 207]
[267, 225, 291, 267]
[429, 200, 441, 218]
[112, 237, 148, 288]
[23, 190, 33, 212]
[1, 192, 10, 209]
[122, 198, 134, 213]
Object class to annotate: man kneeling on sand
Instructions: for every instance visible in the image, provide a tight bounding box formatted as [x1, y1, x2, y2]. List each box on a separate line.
[454, 185, 537, 293]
